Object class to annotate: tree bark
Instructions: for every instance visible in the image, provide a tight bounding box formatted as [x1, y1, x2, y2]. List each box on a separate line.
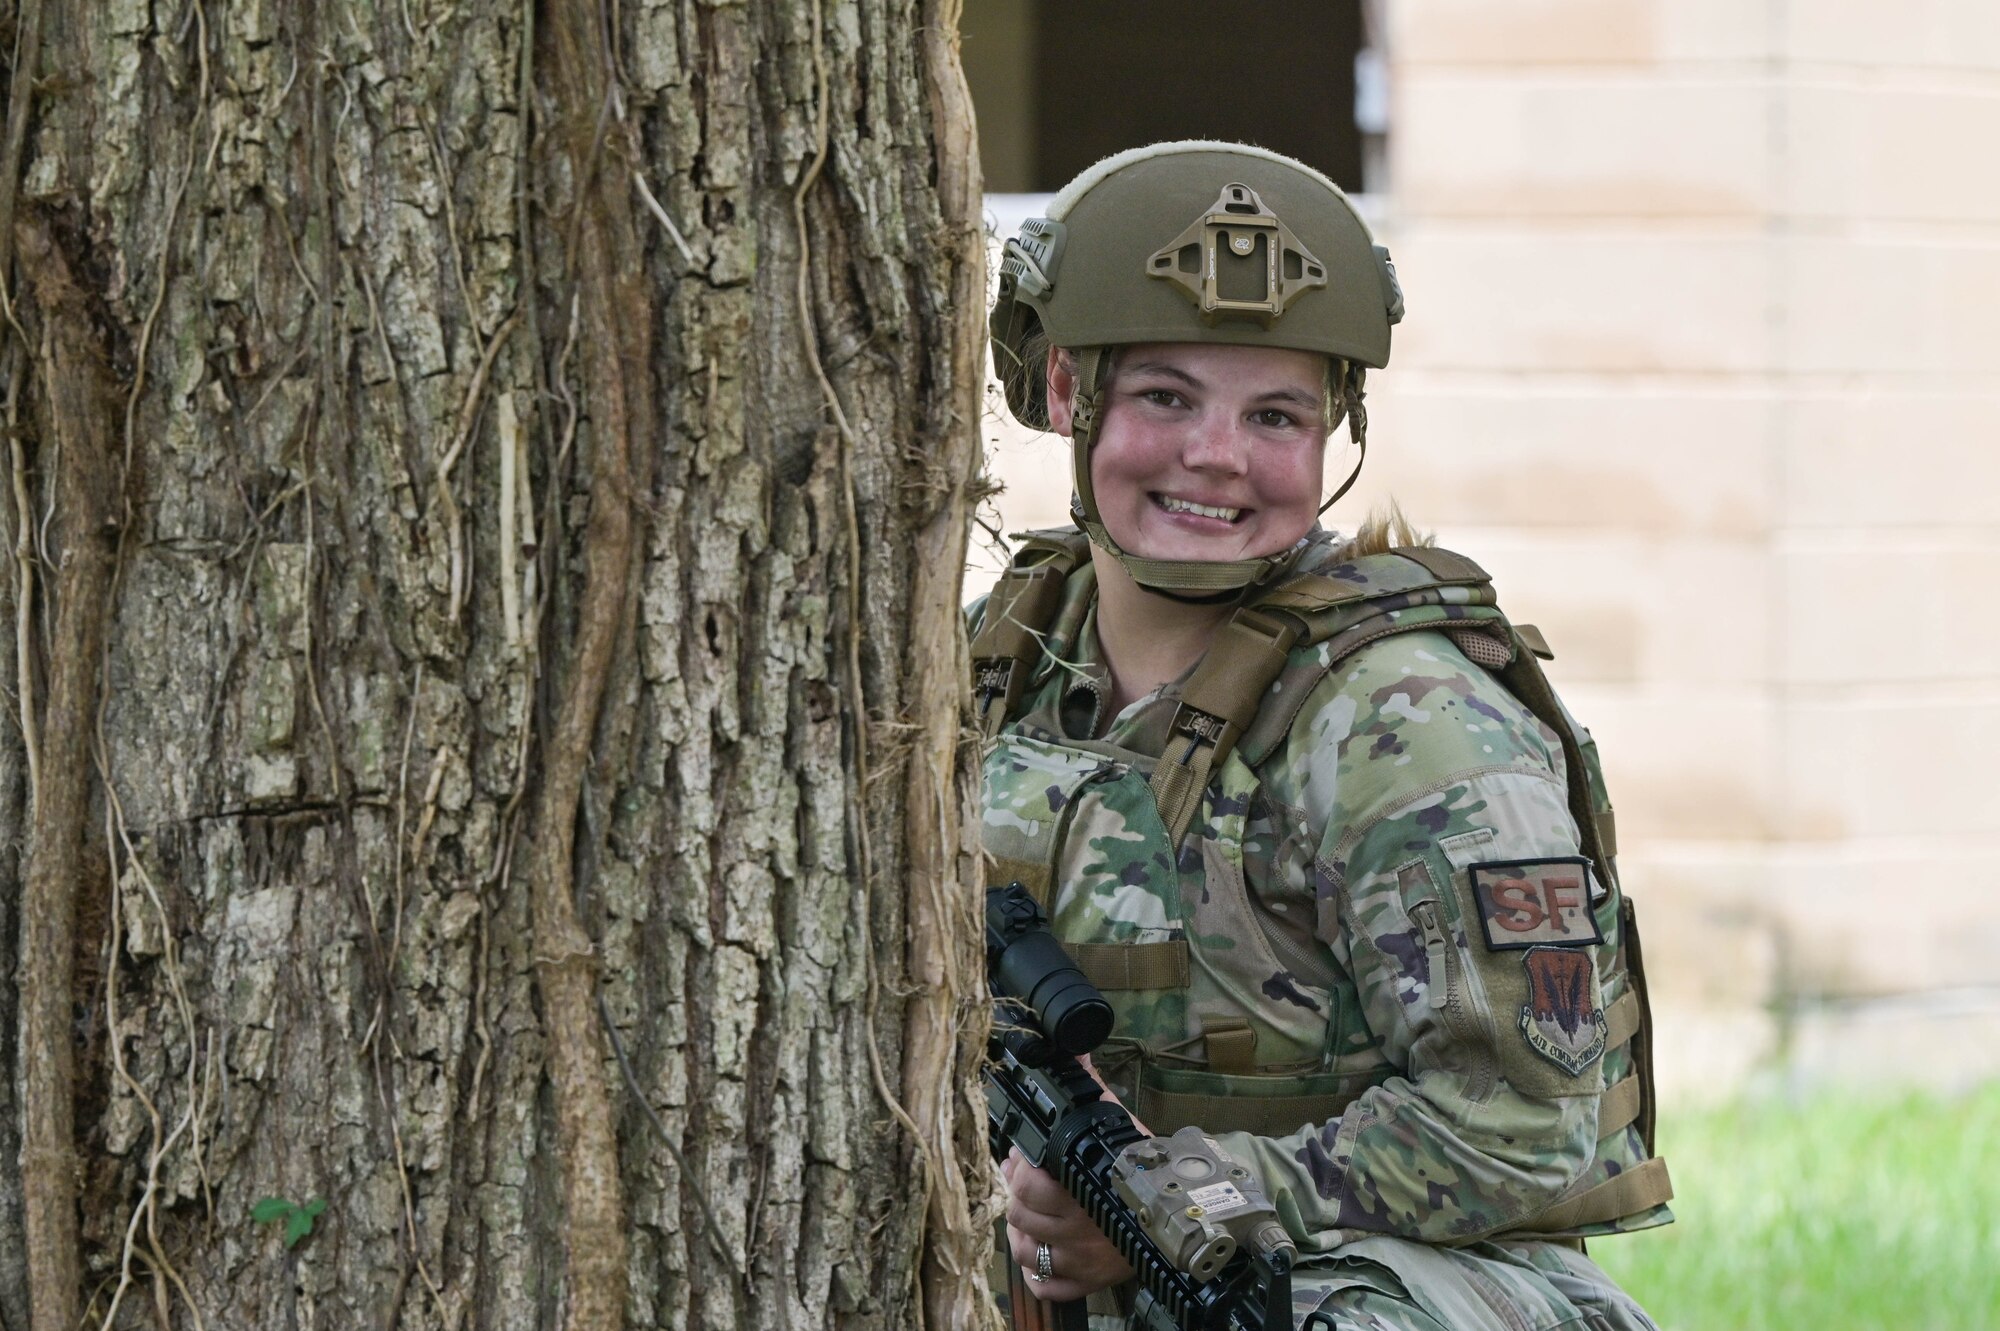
[0, 2, 993, 1328]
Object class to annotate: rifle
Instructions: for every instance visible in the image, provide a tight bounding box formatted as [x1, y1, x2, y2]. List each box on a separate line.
[985, 882, 1317, 1331]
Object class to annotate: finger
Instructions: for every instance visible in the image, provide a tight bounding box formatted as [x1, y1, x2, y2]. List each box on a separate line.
[1006, 1223, 1039, 1270]
[1007, 1231, 1095, 1292]
[1006, 1225, 1109, 1273]
[1007, 1162, 1085, 1217]
[1006, 1190, 1068, 1238]
[1006, 1184, 1087, 1235]
[1010, 1239, 1071, 1292]
[1013, 1236, 1135, 1304]
[1007, 1200, 1105, 1249]
[1007, 1196, 1120, 1253]
[1019, 1275, 1098, 1305]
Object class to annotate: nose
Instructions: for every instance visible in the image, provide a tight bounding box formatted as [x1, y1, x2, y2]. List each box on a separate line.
[1180, 415, 1251, 475]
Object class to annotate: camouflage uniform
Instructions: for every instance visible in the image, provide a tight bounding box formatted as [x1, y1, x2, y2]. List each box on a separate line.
[979, 531, 1670, 1330]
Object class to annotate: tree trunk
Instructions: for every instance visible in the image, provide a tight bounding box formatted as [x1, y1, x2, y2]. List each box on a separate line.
[0, 1, 994, 1328]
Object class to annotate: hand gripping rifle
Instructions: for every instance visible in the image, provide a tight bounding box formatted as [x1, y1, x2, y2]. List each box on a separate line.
[985, 882, 1303, 1331]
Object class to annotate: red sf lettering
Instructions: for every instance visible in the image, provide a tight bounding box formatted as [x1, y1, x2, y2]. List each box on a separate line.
[1542, 876, 1585, 934]
[1473, 862, 1602, 952]
[1490, 878, 1544, 931]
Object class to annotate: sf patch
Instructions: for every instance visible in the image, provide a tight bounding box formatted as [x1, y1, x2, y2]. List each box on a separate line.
[1518, 946, 1607, 1075]
[1467, 859, 1607, 1077]
[1467, 858, 1602, 951]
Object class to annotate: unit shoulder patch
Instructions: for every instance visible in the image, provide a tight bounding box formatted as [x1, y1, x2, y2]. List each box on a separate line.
[1467, 858, 1601, 951]
[1517, 945, 1607, 1076]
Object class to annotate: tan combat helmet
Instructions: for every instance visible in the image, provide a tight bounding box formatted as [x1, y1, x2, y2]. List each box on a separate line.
[990, 141, 1404, 599]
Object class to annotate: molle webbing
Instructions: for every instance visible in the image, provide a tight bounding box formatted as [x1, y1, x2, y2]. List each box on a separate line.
[1392, 544, 1490, 584]
[1201, 1017, 1259, 1075]
[1521, 1158, 1674, 1234]
[1253, 571, 1372, 610]
[1594, 989, 1645, 1142]
[1136, 993, 1652, 1145]
[1601, 990, 1641, 1053]
[1597, 1074, 1643, 1142]
[1137, 1083, 1370, 1140]
[1070, 940, 1191, 991]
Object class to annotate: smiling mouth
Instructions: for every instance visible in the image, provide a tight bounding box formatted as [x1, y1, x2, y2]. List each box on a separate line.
[1153, 494, 1245, 523]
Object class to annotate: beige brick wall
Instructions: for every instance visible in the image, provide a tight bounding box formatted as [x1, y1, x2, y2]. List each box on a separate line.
[1367, 0, 2000, 1101]
[972, 1, 2000, 1103]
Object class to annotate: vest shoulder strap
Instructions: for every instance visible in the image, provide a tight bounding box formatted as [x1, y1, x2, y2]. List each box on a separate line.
[1150, 545, 1501, 845]
[968, 528, 1091, 738]
[1233, 553, 1622, 894]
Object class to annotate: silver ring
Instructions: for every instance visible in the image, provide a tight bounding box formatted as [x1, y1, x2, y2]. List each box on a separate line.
[1032, 1241, 1054, 1283]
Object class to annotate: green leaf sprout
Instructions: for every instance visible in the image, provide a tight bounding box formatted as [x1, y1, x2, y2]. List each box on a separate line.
[251, 1195, 329, 1250]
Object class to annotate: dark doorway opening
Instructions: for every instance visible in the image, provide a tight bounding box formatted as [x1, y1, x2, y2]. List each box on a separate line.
[961, 1, 1376, 195]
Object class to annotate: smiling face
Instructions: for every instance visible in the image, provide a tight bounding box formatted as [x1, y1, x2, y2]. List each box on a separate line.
[1047, 342, 1330, 565]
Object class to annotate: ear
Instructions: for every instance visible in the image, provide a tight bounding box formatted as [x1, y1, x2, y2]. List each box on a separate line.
[1044, 348, 1076, 438]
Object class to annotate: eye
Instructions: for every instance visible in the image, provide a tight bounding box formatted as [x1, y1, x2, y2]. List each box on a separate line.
[1137, 387, 1184, 409]
[1252, 408, 1301, 429]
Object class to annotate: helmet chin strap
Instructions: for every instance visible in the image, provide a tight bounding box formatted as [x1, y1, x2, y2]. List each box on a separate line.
[1067, 350, 1370, 602]
[1316, 365, 1370, 519]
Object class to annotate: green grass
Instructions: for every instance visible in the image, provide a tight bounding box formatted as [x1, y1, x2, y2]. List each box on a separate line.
[1589, 1082, 2000, 1331]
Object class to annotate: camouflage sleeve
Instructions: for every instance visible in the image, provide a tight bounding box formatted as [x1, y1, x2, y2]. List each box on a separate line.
[1212, 631, 1607, 1251]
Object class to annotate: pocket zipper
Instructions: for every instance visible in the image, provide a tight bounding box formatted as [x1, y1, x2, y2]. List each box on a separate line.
[1413, 899, 1496, 1104]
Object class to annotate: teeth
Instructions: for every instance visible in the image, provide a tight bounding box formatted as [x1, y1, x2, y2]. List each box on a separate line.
[1158, 496, 1241, 521]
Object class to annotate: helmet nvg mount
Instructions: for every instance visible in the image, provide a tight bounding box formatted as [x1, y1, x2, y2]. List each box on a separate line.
[990, 141, 1404, 599]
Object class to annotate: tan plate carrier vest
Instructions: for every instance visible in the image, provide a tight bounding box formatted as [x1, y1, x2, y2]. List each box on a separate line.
[970, 530, 1672, 1234]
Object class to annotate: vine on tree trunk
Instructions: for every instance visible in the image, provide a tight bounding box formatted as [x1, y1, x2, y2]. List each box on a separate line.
[527, 0, 658, 1326]
[15, 206, 121, 1331]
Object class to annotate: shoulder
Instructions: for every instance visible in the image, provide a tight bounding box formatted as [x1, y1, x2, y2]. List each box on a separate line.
[966, 525, 1094, 638]
[1264, 627, 1566, 833]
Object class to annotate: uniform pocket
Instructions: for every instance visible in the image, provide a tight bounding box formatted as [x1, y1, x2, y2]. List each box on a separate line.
[1187, 834, 1338, 1071]
[1291, 1254, 1418, 1328]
